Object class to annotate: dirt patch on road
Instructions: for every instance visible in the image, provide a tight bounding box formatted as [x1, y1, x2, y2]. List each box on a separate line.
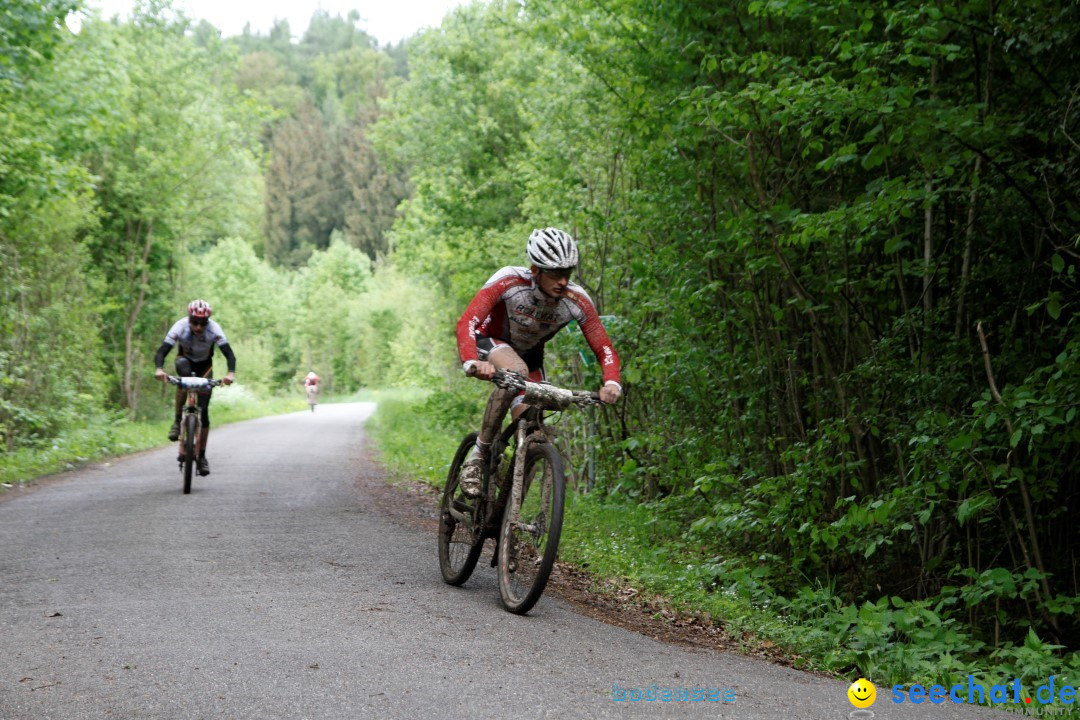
[354, 442, 809, 668]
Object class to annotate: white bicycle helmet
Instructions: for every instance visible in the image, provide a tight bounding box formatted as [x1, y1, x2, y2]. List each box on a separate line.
[526, 227, 579, 270]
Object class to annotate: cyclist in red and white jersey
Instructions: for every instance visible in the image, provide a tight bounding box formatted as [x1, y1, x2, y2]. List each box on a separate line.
[304, 370, 320, 409]
[455, 228, 621, 496]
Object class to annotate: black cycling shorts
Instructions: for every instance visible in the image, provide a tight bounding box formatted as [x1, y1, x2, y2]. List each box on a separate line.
[175, 356, 214, 427]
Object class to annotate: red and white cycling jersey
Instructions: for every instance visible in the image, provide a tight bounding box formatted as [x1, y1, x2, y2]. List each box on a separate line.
[456, 266, 620, 385]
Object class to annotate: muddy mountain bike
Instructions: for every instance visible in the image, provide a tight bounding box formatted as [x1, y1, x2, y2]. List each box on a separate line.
[438, 370, 600, 614]
[166, 375, 224, 494]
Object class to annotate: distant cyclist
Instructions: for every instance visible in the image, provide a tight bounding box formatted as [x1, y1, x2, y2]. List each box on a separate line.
[455, 227, 621, 497]
[304, 370, 320, 410]
[153, 300, 236, 476]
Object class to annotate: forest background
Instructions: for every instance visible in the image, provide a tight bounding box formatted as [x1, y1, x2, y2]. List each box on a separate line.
[3, 0, 1078, 696]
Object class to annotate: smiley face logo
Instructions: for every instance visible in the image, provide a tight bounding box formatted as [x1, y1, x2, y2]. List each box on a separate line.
[847, 678, 876, 708]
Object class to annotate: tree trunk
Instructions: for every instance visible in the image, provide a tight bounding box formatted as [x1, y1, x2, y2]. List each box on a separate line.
[957, 7, 991, 337]
[122, 221, 155, 417]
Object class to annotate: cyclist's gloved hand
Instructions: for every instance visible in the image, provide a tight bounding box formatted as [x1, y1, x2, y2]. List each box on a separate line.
[154, 368, 167, 383]
[599, 383, 621, 405]
[465, 361, 496, 380]
[223, 372, 235, 386]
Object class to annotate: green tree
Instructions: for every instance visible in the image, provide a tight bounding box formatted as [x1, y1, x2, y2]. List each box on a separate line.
[293, 237, 372, 388]
[372, 1, 535, 292]
[265, 99, 340, 267]
[51, 9, 264, 414]
[198, 238, 296, 391]
[0, 0, 104, 450]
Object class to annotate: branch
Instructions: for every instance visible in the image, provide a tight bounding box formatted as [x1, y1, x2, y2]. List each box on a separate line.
[977, 321, 1059, 634]
[943, 130, 1062, 239]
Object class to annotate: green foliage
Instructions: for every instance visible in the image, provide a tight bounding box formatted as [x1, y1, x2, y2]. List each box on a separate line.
[234, 9, 408, 267]
[0, 0, 102, 451]
[40, 8, 267, 413]
[372, 0, 1080, 684]
[371, 1, 536, 290]
[366, 384, 486, 485]
[0, 0, 77, 84]
[0, 3, 411, 460]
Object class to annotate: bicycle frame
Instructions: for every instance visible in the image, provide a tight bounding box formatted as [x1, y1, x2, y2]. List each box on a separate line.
[170, 376, 216, 444]
[438, 370, 599, 613]
[166, 375, 221, 493]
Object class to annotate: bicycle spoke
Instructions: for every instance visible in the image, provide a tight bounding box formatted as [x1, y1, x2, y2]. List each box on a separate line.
[438, 433, 485, 585]
[498, 441, 565, 614]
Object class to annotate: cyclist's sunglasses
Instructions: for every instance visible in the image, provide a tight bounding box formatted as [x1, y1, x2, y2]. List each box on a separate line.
[189, 317, 208, 327]
[541, 268, 574, 280]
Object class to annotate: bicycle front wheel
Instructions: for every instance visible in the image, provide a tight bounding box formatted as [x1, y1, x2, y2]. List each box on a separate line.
[438, 432, 484, 585]
[182, 415, 197, 494]
[498, 441, 565, 614]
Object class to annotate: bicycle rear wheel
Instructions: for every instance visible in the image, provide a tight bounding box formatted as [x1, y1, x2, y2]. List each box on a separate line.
[182, 415, 197, 494]
[498, 441, 565, 614]
[438, 432, 484, 585]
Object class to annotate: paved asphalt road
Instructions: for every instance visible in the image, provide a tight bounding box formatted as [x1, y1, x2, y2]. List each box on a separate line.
[1, 404, 1006, 719]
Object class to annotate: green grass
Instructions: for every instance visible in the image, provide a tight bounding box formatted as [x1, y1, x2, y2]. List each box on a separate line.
[0, 384, 306, 489]
[365, 387, 463, 486]
[559, 493, 824, 661]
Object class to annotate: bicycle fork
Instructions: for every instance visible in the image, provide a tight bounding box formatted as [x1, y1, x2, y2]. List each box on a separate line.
[505, 420, 530, 527]
[178, 399, 203, 459]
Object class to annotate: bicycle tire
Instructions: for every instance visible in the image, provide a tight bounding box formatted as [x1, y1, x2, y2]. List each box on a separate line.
[497, 440, 565, 614]
[438, 432, 484, 585]
[182, 414, 197, 494]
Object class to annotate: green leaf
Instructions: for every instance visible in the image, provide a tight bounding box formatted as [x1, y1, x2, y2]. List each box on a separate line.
[861, 143, 889, 170]
[1051, 254, 1065, 273]
[1010, 429, 1022, 447]
[947, 433, 973, 451]
[1046, 294, 1061, 320]
[884, 237, 910, 254]
[957, 494, 995, 525]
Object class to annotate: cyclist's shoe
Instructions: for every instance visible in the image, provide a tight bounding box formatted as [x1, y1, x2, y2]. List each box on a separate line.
[168, 419, 181, 442]
[196, 455, 210, 476]
[458, 456, 484, 498]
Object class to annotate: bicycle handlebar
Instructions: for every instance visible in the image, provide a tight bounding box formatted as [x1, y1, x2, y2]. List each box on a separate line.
[166, 376, 225, 391]
[490, 370, 601, 409]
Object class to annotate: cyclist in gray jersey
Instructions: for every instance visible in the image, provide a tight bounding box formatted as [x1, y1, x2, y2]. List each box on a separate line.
[153, 299, 235, 476]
